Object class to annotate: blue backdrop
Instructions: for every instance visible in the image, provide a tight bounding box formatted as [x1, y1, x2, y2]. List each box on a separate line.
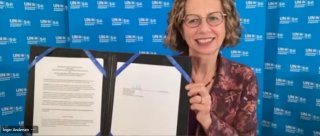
[0, 0, 319, 136]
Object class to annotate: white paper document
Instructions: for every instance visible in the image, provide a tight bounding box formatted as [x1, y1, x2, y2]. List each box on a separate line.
[111, 62, 182, 135]
[33, 57, 103, 135]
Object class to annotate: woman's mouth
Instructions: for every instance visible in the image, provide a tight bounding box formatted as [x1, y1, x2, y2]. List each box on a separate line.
[195, 37, 215, 45]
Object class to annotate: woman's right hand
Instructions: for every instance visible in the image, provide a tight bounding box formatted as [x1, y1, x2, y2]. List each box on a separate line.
[185, 83, 213, 134]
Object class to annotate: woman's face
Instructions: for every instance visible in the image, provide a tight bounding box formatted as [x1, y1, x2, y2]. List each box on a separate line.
[182, 0, 226, 56]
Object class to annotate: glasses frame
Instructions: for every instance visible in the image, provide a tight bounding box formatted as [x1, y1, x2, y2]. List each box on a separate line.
[183, 12, 227, 28]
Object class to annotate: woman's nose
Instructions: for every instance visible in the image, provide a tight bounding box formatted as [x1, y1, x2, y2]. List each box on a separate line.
[197, 18, 212, 33]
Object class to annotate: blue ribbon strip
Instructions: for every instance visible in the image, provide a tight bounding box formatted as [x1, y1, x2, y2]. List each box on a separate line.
[28, 47, 56, 70]
[83, 50, 107, 77]
[166, 55, 192, 83]
[115, 53, 140, 76]
[96, 131, 113, 136]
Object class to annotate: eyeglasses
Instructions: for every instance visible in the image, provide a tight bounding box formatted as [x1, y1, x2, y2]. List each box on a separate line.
[183, 12, 227, 28]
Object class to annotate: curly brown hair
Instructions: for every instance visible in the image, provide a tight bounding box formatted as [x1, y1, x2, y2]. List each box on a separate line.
[164, 0, 241, 54]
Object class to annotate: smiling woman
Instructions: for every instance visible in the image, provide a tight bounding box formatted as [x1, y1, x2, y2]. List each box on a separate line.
[165, 0, 258, 135]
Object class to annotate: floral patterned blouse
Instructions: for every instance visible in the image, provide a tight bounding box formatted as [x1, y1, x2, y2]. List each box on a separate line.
[190, 55, 259, 136]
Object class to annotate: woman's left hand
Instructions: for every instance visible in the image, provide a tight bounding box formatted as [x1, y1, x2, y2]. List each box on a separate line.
[185, 83, 212, 133]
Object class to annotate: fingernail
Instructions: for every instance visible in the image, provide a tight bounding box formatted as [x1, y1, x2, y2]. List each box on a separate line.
[185, 85, 189, 90]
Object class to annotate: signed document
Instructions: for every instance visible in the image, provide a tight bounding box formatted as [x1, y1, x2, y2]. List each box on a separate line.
[33, 57, 103, 135]
[111, 62, 182, 135]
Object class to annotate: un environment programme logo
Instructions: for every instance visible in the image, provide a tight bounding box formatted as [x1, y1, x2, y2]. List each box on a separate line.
[12, 53, 29, 62]
[244, 34, 263, 42]
[0, 73, 20, 82]
[276, 78, 294, 86]
[279, 16, 299, 24]
[152, 35, 165, 43]
[287, 95, 306, 104]
[0, 1, 14, 9]
[265, 63, 281, 71]
[0, 91, 5, 98]
[285, 125, 304, 135]
[263, 91, 279, 100]
[300, 112, 320, 122]
[316, 99, 320, 107]
[245, 1, 264, 9]
[0, 37, 17, 45]
[24, 2, 44, 10]
[274, 107, 291, 116]
[240, 18, 250, 25]
[124, 1, 143, 9]
[40, 20, 60, 28]
[151, 0, 170, 9]
[1, 106, 23, 116]
[138, 18, 157, 26]
[302, 81, 320, 90]
[84, 18, 103, 26]
[98, 35, 117, 43]
[97, 1, 116, 9]
[292, 32, 312, 40]
[139, 51, 157, 55]
[308, 16, 320, 24]
[125, 35, 143, 43]
[71, 35, 90, 43]
[289, 64, 309, 73]
[27, 36, 47, 45]
[304, 48, 320, 57]
[70, 1, 88, 9]
[251, 67, 262, 74]
[53, 3, 66, 12]
[111, 18, 130, 26]
[277, 47, 296, 55]
[262, 120, 277, 129]
[16, 88, 27, 97]
[9, 19, 31, 27]
[267, 2, 286, 9]
[266, 32, 284, 40]
[294, 0, 315, 8]
[55, 36, 68, 44]
[230, 50, 249, 58]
